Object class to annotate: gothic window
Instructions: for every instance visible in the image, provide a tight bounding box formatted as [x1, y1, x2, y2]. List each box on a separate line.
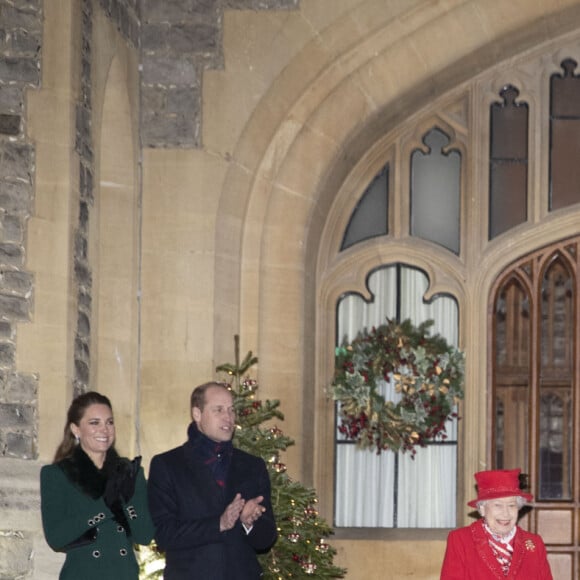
[489, 85, 528, 239]
[410, 128, 461, 254]
[550, 58, 580, 210]
[321, 43, 580, 570]
[335, 265, 458, 528]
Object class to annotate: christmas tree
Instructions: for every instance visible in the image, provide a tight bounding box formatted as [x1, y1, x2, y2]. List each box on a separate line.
[138, 337, 346, 579]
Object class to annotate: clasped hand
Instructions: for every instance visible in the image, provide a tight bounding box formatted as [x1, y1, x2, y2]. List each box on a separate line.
[219, 493, 266, 531]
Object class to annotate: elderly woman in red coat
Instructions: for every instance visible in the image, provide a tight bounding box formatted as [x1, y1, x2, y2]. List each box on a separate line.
[440, 469, 553, 579]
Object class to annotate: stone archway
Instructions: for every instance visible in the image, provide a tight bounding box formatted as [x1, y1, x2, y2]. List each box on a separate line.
[214, 0, 580, 482]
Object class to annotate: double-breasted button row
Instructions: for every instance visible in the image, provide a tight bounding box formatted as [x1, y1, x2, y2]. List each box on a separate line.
[88, 512, 105, 526]
[126, 505, 138, 520]
[92, 549, 128, 558]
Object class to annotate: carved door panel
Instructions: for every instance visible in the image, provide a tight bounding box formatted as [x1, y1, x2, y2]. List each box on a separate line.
[492, 238, 579, 580]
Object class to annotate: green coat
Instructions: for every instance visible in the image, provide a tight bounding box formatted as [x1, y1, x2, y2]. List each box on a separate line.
[41, 456, 155, 580]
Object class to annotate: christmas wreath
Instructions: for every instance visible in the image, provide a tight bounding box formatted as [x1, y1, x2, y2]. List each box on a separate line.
[331, 318, 465, 455]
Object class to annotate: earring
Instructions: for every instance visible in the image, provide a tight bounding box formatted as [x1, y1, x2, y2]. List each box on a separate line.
[75, 435, 80, 445]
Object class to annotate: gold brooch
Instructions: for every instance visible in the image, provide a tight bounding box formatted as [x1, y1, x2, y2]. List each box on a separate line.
[525, 539, 536, 551]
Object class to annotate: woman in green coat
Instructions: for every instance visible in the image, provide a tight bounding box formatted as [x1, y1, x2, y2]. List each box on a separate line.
[40, 391, 155, 579]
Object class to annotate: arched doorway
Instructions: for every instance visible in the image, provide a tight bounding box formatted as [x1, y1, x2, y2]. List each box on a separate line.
[491, 236, 580, 579]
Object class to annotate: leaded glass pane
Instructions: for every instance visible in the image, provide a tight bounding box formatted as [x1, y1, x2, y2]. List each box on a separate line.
[411, 128, 461, 254]
[493, 278, 530, 472]
[489, 85, 528, 239]
[550, 58, 580, 210]
[341, 166, 388, 250]
[539, 258, 573, 500]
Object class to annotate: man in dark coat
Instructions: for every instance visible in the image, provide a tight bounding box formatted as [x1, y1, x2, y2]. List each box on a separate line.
[148, 382, 277, 579]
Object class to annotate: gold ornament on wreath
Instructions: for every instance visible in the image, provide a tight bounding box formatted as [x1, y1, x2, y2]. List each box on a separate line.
[331, 318, 465, 455]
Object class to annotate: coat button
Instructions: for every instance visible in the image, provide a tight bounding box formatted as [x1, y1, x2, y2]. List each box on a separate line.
[92, 550, 101, 558]
[120, 548, 128, 556]
[117, 525, 124, 532]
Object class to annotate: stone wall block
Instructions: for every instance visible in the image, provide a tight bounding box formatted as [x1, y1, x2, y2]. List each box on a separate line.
[0, 181, 33, 214]
[78, 287, 91, 311]
[75, 337, 89, 369]
[0, 321, 13, 340]
[0, 485, 38, 513]
[0, 85, 23, 112]
[6, 373, 38, 403]
[141, 111, 199, 147]
[142, 54, 197, 85]
[74, 230, 88, 261]
[79, 202, 89, 231]
[142, 23, 218, 54]
[75, 133, 91, 163]
[0, 269, 33, 296]
[141, 85, 200, 117]
[0, 243, 24, 267]
[0, 294, 30, 320]
[0, 369, 8, 396]
[142, 0, 217, 21]
[9, 30, 41, 55]
[0, 531, 33, 579]
[0, 403, 34, 428]
[140, 24, 169, 52]
[225, 0, 299, 7]
[173, 23, 218, 54]
[166, 86, 199, 113]
[0, 341, 15, 368]
[81, 56, 91, 106]
[1, 4, 42, 31]
[0, 57, 39, 85]
[140, 85, 166, 110]
[79, 163, 94, 202]
[0, 142, 33, 182]
[75, 103, 91, 142]
[0, 113, 21, 135]
[5, 430, 35, 459]
[2, 214, 26, 243]
[97, 0, 139, 47]
[76, 310, 90, 338]
[74, 259, 92, 288]
[74, 357, 89, 386]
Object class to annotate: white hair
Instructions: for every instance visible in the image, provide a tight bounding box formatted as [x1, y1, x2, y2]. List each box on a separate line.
[477, 495, 526, 515]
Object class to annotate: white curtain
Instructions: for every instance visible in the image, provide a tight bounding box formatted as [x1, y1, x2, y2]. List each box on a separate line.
[335, 265, 458, 527]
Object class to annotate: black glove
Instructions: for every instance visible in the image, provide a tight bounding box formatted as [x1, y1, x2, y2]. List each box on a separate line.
[104, 456, 141, 505]
[103, 456, 141, 535]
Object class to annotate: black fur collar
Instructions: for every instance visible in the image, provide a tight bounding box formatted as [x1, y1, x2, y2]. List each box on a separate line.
[58, 446, 120, 498]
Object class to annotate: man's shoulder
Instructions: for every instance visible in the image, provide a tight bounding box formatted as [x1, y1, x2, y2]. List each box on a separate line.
[150, 444, 186, 465]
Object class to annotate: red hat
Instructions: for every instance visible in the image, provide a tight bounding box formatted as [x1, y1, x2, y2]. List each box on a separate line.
[467, 468, 533, 508]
